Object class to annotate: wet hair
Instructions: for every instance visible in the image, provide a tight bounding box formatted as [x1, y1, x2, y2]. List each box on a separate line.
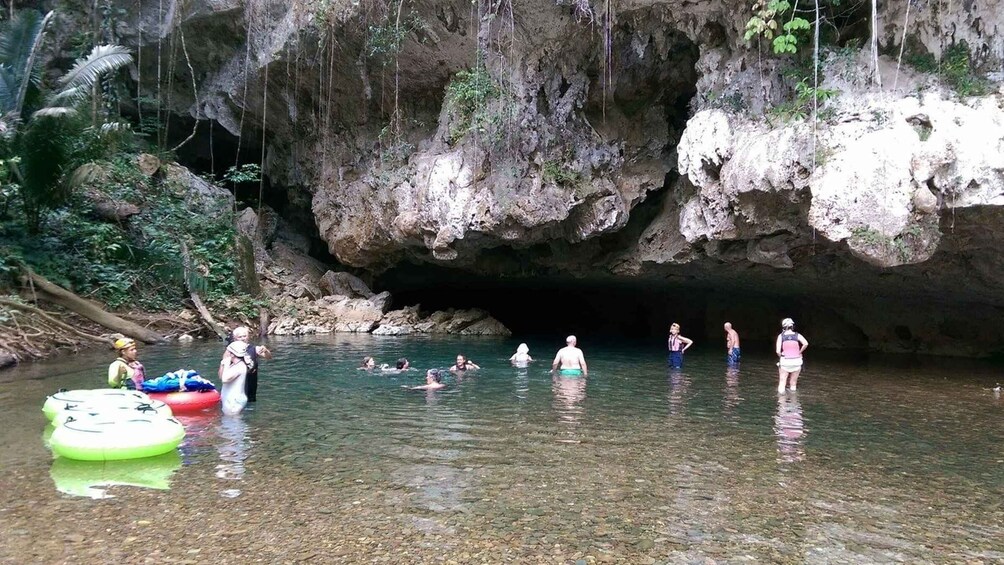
[396, 358, 409, 370]
[427, 369, 442, 383]
[360, 356, 374, 368]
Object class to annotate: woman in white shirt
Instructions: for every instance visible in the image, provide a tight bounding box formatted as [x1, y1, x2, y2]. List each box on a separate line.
[220, 341, 252, 415]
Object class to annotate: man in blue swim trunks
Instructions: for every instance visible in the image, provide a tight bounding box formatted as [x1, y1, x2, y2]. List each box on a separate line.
[552, 335, 588, 376]
[724, 322, 741, 365]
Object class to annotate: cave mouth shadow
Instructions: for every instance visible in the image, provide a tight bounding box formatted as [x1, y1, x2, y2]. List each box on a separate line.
[377, 266, 814, 347]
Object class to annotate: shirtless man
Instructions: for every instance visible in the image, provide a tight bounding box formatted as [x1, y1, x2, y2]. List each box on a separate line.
[724, 322, 741, 365]
[551, 335, 588, 376]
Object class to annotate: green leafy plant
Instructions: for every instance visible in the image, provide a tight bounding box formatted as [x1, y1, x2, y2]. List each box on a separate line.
[445, 66, 505, 145]
[744, 1, 810, 55]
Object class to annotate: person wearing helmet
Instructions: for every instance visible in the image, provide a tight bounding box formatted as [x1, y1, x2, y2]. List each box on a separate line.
[108, 337, 153, 390]
[776, 318, 809, 393]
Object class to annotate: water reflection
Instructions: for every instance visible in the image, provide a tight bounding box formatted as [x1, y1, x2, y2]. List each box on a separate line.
[668, 369, 691, 416]
[215, 415, 250, 496]
[552, 374, 586, 428]
[723, 367, 741, 418]
[774, 392, 806, 464]
[49, 451, 183, 499]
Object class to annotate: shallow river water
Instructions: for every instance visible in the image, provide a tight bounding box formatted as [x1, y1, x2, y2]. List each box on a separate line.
[1, 335, 1002, 564]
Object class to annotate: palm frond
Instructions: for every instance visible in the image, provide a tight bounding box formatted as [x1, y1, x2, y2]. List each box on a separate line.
[0, 65, 17, 114]
[31, 106, 77, 119]
[47, 84, 88, 105]
[58, 45, 133, 92]
[0, 10, 44, 75]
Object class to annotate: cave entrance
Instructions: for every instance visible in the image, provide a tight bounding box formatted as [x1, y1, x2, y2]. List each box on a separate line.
[375, 264, 832, 349]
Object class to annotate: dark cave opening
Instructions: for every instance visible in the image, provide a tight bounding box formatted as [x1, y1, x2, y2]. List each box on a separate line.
[376, 264, 832, 349]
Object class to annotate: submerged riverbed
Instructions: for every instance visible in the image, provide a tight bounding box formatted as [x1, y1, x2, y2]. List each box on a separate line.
[1, 334, 1002, 563]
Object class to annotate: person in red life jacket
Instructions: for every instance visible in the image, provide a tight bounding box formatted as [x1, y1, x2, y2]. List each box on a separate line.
[776, 318, 809, 393]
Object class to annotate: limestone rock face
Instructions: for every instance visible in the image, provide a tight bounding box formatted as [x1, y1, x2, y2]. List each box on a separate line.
[319, 271, 374, 299]
[114, 0, 1004, 354]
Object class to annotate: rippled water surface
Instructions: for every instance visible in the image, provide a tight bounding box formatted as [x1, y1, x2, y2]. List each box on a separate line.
[1, 335, 1003, 563]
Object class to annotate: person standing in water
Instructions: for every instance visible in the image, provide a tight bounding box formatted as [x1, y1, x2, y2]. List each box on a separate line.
[667, 323, 693, 369]
[724, 322, 741, 365]
[509, 343, 533, 366]
[220, 341, 252, 415]
[776, 318, 809, 393]
[225, 326, 271, 402]
[552, 335, 588, 376]
[108, 337, 153, 390]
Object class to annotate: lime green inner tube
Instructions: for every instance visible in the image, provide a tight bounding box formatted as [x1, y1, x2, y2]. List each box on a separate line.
[43, 389, 150, 421]
[49, 415, 185, 461]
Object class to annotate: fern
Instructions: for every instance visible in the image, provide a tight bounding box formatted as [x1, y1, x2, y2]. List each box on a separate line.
[33, 45, 132, 119]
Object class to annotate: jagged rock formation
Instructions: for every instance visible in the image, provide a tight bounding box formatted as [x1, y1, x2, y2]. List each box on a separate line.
[107, 0, 1004, 354]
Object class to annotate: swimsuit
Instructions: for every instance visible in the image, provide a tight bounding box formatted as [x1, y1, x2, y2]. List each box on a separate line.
[727, 347, 741, 365]
[666, 339, 682, 369]
[558, 368, 583, 376]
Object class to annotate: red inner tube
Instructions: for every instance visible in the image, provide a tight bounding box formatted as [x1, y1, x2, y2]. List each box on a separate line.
[148, 390, 221, 413]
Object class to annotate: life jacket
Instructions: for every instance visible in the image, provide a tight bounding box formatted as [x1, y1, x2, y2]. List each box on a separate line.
[781, 332, 802, 358]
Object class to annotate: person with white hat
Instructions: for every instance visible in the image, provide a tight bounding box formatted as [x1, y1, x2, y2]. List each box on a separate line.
[220, 341, 252, 414]
[775, 318, 809, 393]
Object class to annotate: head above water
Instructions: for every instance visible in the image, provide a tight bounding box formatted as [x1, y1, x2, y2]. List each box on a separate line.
[396, 358, 410, 370]
[455, 354, 467, 364]
[516, 343, 529, 354]
[566, 335, 577, 346]
[361, 356, 375, 368]
[781, 318, 795, 329]
[426, 369, 442, 383]
[231, 326, 250, 341]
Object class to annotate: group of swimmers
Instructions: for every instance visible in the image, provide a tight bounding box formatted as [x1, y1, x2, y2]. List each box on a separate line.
[668, 318, 809, 393]
[352, 336, 590, 391]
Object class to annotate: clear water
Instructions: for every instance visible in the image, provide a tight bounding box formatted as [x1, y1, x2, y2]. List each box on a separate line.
[1, 335, 1003, 563]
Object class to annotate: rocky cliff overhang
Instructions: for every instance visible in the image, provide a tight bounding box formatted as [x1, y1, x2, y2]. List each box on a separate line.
[105, 0, 1004, 354]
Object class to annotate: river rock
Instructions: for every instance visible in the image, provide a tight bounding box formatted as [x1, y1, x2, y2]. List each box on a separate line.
[369, 291, 393, 313]
[0, 351, 16, 369]
[319, 271, 374, 299]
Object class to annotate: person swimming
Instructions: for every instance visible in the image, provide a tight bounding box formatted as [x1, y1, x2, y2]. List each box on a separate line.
[359, 356, 376, 370]
[405, 369, 446, 391]
[450, 354, 480, 372]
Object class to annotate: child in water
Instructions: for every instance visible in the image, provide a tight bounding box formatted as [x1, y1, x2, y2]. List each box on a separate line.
[509, 343, 533, 366]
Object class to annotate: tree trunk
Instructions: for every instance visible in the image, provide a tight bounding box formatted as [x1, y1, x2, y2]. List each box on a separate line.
[19, 268, 164, 343]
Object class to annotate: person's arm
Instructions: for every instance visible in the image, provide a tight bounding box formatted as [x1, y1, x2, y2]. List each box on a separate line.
[468, 361, 480, 369]
[527, 355, 534, 362]
[218, 354, 229, 379]
[551, 352, 561, 371]
[798, 334, 809, 353]
[775, 335, 783, 357]
[449, 365, 458, 373]
[578, 352, 588, 376]
[726, 334, 734, 351]
[256, 346, 273, 360]
[509, 353, 517, 362]
[681, 336, 694, 352]
[108, 361, 130, 388]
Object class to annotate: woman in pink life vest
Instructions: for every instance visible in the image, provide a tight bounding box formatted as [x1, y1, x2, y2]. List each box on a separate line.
[776, 318, 808, 393]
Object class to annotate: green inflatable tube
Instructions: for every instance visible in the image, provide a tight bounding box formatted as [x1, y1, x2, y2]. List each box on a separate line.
[43, 389, 150, 421]
[49, 415, 185, 461]
[50, 450, 183, 498]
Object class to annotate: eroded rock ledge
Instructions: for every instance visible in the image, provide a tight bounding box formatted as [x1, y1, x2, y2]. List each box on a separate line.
[114, 0, 1004, 354]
